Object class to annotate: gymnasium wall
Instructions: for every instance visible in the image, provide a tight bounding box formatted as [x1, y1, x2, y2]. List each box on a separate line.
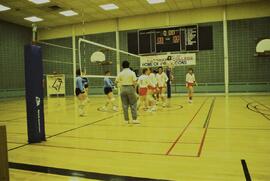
[1, 1, 270, 98]
[0, 20, 32, 98]
[228, 17, 270, 92]
[38, 16, 270, 95]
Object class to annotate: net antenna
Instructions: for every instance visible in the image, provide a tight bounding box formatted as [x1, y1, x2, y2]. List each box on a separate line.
[78, 38, 141, 79]
[81, 9, 87, 74]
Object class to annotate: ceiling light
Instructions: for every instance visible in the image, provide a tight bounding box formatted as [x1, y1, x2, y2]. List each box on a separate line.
[24, 16, 43, 22]
[28, 0, 50, 4]
[99, 3, 119, 10]
[0, 4, 11, 12]
[147, 0, 165, 4]
[59, 10, 78, 16]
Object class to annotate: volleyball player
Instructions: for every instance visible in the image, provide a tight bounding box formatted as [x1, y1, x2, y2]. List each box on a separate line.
[82, 71, 89, 102]
[137, 68, 150, 111]
[103, 71, 117, 111]
[148, 68, 158, 111]
[75, 69, 87, 116]
[156, 66, 169, 107]
[185, 68, 197, 103]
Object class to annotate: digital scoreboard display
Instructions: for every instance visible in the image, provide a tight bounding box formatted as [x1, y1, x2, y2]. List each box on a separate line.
[155, 28, 181, 52]
[138, 25, 198, 54]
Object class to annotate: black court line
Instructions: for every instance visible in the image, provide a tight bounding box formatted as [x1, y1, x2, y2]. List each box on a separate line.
[240, 97, 270, 121]
[203, 97, 216, 128]
[8, 115, 116, 152]
[250, 97, 270, 110]
[241, 159, 252, 181]
[8, 143, 30, 151]
[89, 123, 189, 129]
[197, 97, 216, 157]
[208, 127, 270, 131]
[9, 162, 170, 181]
[46, 115, 116, 139]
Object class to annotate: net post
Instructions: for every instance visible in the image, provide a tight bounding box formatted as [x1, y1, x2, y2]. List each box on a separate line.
[0, 125, 9, 181]
[72, 25, 77, 96]
[116, 18, 121, 97]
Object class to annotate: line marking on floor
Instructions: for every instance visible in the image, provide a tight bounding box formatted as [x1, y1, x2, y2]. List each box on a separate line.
[165, 97, 209, 155]
[241, 159, 252, 181]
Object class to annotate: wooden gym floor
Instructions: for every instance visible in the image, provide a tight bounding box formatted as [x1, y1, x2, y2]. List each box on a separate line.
[0, 95, 270, 180]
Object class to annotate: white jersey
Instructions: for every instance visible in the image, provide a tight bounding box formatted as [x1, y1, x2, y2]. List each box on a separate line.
[148, 73, 157, 87]
[138, 74, 149, 88]
[186, 73, 196, 83]
[116, 68, 137, 86]
[156, 72, 168, 87]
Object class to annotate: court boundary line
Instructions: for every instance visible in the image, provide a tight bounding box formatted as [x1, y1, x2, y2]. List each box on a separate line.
[165, 97, 209, 155]
[9, 162, 171, 181]
[52, 135, 201, 144]
[46, 115, 117, 139]
[241, 159, 252, 181]
[7, 115, 116, 152]
[197, 97, 216, 157]
[23, 143, 197, 158]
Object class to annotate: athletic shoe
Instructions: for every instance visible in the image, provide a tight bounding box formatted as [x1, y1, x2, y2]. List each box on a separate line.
[188, 100, 193, 103]
[102, 106, 108, 111]
[113, 106, 118, 111]
[132, 120, 140, 124]
[79, 113, 87, 117]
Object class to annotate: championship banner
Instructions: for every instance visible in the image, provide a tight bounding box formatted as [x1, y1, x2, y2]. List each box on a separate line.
[46, 74, 66, 96]
[140, 53, 196, 67]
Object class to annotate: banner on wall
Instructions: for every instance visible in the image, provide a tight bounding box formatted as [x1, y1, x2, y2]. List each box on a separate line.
[140, 53, 196, 67]
[46, 74, 66, 96]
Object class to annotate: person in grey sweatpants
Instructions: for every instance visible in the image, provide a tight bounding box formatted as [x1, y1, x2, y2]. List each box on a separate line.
[116, 61, 139, 124]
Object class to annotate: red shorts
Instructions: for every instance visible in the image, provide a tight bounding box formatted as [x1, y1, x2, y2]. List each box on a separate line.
[187, 83, 194, 87]
[148, 86, 157, 93]
[139, 87, 148, 96]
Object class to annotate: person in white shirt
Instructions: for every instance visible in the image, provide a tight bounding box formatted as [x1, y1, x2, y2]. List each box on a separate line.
[147, 68, 158, 111]
[137, 68, 150, 111]
[156, 67, 169, 107]
[186, 68, 197, 103]
[116, 61, 139, 124]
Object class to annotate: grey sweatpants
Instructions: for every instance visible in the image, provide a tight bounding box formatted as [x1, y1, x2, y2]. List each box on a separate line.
[120, 85, 137, 121]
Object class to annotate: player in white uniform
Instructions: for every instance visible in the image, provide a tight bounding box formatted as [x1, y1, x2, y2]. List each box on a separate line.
[186, 68, 197, 103]
[156, 67, 169, 107]
[147, 68, 158, 111]
[137, 68, 150, 111]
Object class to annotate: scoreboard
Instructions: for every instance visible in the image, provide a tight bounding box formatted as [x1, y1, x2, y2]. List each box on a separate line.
[138, 25, 198, 54]
[155, 27, 180, 52]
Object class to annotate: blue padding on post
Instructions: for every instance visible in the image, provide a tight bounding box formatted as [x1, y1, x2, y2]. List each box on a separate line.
[24, 44, 46, 143]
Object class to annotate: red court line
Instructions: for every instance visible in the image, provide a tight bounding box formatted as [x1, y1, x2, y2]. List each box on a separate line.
[165, 98, 208, 155]
[31, 143, 196, 158]
[197, 98, 215, 157]
[53, 134, 201, 144]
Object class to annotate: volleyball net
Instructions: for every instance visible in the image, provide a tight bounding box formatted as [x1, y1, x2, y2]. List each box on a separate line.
[36, 36, 141, 96]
